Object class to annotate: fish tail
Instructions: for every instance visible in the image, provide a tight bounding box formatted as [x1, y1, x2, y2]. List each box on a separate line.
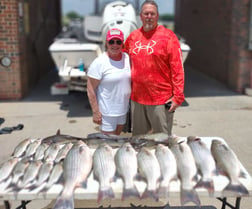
[181, 188, 201, 206]
[122, 185, 140, 200]
[157, 185, 169, 198]
[8, 185, 21, 193]
[194, 179, 215, 196]
[53, 195, 74, 209]
[141, 189, 159, 202]
[5, 183, 14, 191]
[97, 186, 115, 203]
[222, 182, 249, 196]
[27, 184, 37, 191]
[29, 182, 46, 193]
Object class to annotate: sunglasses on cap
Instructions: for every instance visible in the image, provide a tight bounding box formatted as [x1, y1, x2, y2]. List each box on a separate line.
[108, 39, 123, 45]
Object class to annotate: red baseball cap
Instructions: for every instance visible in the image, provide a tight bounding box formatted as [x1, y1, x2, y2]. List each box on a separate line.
[106, 28, 124, 41]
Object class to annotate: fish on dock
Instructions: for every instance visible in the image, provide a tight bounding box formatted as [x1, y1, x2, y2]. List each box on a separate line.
[187, 136, 216, 196]
[40, 163, 64, 196]
[23, 138, 42, 158]
[43, 143, 63, 162]
[137, 147, 161, 201]
[16, 160, 43, 191]
[155, 144, 177, 198]
[52, 141, 92, 209]
[12, 138, 32, 158]
[34, 143, 49, 161]
[54, 143, 73, 163]
[211, 139, 249, 196]
[41, 130, 84, 145]
[93, 143, 116, 203]
[169, 137, 200, 206]
[9, 159, 29, 186]
[0, 158, 19, 183]
[114, 142, 140, 200]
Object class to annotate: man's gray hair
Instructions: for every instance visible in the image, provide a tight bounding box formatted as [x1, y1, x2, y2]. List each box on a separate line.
[141, 0, 159, 12]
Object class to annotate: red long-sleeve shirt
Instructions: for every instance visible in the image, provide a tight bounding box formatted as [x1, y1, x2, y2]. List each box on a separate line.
[124, 25, 185, 105]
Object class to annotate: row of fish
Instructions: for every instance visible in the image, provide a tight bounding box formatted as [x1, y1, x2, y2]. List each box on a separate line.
[0, 136, 75, 195]
[0, 132, 250, 209]
[52, 136, 250, 209]
[0, 155, 64, 196]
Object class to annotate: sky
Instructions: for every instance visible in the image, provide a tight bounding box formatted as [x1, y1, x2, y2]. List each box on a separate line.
[61, 0, 174, 16]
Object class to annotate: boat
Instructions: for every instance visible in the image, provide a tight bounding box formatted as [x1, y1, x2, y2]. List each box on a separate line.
[49, 0, 190, 93]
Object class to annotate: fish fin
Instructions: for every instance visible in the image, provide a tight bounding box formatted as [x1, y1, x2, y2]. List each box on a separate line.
[53, 195, 74, 209]
[192, 174, 199, 182]
[239, 170, 247, 178]
[9, 185, 21, 193]
[93, 173, 98, 182]
[221, 144, 229, 151]
[216, 167, 226, 176]
[112, 175, 117, 182]
[194, 179, 214, 196]
[97, 186, 115, 203]
[28, 185, 36, 191]
[80, 180, 88, 189]
[59, 174, 64, 184]
[198, 140, 204, 145]
[2, 183, 14, 193]
[122, 185, 140, 200]
[171, 175, 178, 182]
[222, 182, 249, 196]
[179, 144, 184, 152]
[56, 129, 60, 135]
[181, 188, 201, 206]
[32, 183, 46, 194]
[212, 168, 218, 176]
[114, 171, 120, 178]
[135, 174, 145, 182]
[158, 176, 163, 183]
[157, 185, 169, 198]
[141, 189, 159, 202]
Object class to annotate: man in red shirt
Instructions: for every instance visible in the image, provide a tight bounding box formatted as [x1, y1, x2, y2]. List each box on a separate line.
[124, 0, 185, 136]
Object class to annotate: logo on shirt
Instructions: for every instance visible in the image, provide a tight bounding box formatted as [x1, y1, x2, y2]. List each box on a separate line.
[132, 40, 156, 55]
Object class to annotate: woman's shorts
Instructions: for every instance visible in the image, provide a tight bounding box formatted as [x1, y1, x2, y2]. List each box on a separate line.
[101, 114, 127, 132]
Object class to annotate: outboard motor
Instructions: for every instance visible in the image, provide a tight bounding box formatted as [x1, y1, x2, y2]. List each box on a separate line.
[101, 1, 139, 48]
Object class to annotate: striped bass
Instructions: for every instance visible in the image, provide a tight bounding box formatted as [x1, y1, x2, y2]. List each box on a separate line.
[12, 138, 32, 158]
[114, 142, 140, 200]
[43, 143, 62, 162]
[187, 136, 216, 196]
[93, 143, 116, 203]
[0, 158, 19, 183]
[137, 147, 161, 201]
[23, 139, 42, 158]
[17, 160, 43, 189]
[39, 163, 64, 196]
[155, 144, 177, 198]
[45, 163, 63, 190]
[10, 160, 29, 186]
[52, 141, 92, 209]
[211, 139, 249, 196]
[31, 161, 54, 189]
[34, 143, 49, 161]
[169, 137, 200, 206]
[54, 143, 73, 163]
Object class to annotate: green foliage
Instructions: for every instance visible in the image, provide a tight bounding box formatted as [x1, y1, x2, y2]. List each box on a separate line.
[159, 14, 174, 21]
[62, 11, 84, 26]
[66, 11, 83, 20]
